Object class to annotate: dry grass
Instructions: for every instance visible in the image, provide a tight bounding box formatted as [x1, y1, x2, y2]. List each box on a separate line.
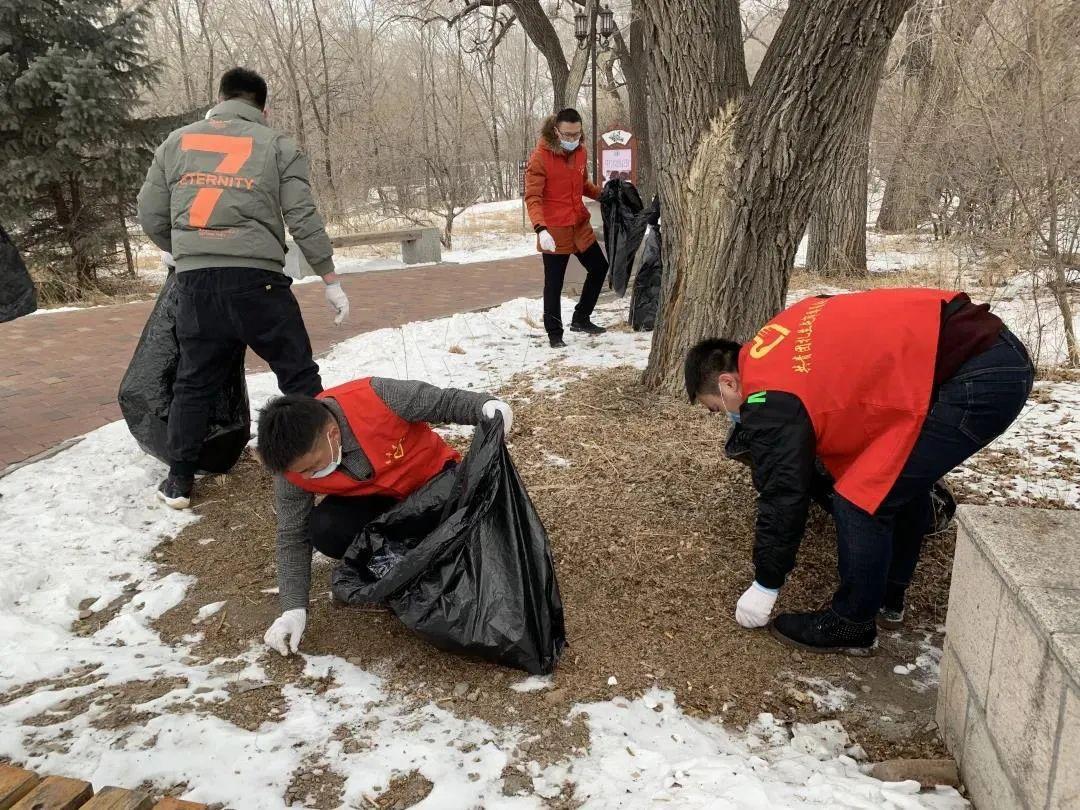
[152, 364, 953, 802]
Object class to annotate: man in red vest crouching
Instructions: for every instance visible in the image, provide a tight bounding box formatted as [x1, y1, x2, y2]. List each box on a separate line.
[685, 288, 1034, 655]
[255, 376, 512, 656]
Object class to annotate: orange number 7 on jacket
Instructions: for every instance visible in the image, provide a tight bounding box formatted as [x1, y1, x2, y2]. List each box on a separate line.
[179, 134, 254, 228]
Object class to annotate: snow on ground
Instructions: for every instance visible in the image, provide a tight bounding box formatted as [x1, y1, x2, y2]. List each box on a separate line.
[0, 295, 971, 808]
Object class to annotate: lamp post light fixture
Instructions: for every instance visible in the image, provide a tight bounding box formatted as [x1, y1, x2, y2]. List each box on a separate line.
[573, 4, 615, 184]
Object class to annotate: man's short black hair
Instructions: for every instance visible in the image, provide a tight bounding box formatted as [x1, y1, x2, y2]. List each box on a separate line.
[684, 338, 743, 402]
[219, 67, 268, 109]
[256, 395, 333, 473]
[555, 107, 582, 125]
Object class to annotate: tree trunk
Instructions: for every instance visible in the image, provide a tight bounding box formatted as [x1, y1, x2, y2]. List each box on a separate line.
[807, 101, 874, 276]
[510, 0, 570, 112]
[195, 0, 215, 105]
[621, 0, 654, 199]
[117, 192, 136, 278]
[643, 0, 912, 394]
[172, 0, 195, 109]
[877, 0, 992, 232]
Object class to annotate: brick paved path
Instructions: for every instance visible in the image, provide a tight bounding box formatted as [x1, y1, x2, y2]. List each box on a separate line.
[0, 256, 583, 470]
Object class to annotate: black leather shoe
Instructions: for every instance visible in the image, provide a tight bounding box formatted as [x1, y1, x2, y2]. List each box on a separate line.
[157, 474, 194, 510]
[549, 336, 567, 349]
[770, 609, 877, 656]
[570, 320, 606, 335]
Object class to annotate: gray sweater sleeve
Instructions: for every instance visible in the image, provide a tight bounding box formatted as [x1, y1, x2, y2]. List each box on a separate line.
[369, 377, 491, 425]
[273, 473, 316, 612]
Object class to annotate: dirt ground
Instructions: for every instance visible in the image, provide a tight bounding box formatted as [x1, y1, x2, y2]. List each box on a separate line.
[131, 364, 958, 807]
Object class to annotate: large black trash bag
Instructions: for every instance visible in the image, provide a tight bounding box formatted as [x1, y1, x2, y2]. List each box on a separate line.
[629, 198, 662, 331]
[600, 179, 646, 295]
[118, 271, 250, 473]
[0, 223, 37, 323]
[332, 416, 567, 674]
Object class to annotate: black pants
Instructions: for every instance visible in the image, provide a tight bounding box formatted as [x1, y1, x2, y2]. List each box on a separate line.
[168, 267, 322, 476]
[542, 241, 608, 338]
[830, 330, 1034, 622]
[309, 494, 398, 560]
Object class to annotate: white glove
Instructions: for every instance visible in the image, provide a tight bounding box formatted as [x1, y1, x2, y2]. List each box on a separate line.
[538, 229, 557, 252]
[264, 608, 307, 656]
[324, 282, 349, 325]
[482, 400, 513, 435]
[160, 251, 175, 269]
[735, 582, 778, 628]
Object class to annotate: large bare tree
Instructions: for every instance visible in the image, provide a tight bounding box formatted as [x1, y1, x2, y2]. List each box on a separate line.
[642, 0, 914, 393]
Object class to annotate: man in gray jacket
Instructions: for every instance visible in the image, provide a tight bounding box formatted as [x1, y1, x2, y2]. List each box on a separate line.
[138, 67, 349, 509]
[255, 376, 513, 656]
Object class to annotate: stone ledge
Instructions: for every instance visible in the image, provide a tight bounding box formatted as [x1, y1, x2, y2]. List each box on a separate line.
[939, 506, 1080, 809]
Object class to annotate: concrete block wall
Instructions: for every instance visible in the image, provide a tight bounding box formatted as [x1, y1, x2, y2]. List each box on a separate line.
[938, 506, 1080, 810]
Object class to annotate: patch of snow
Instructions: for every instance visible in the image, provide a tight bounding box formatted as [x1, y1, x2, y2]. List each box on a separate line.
[542, 452, 572, 468]
[510, 676, 553, 693]
[193, 601, 226, 624]
[564, 693, 966, 808]
[796, 677, 856, 713]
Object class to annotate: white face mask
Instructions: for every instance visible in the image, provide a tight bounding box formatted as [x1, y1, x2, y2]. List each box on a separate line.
[309, 430, 342, 478]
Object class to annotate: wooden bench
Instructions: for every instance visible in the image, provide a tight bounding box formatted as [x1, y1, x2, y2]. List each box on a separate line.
[285, 227, 442, 278]
[0, 765, 208, 810]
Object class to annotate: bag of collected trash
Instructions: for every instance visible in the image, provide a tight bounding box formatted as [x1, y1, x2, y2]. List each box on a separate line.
[331, 415, 567, 675]
[118, 271, 250, 473]
[600, 179, 646, 296]
[0, 223, 37, 323]
[629, 199, 662, 331]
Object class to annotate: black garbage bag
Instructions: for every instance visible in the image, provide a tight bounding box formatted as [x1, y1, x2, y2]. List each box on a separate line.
[118, 271, 250, 473]
[600, 179, 646, 295]
[0, 223, 37, 323]
[331, 416, 567, 675]
[629, 208, 662, 331]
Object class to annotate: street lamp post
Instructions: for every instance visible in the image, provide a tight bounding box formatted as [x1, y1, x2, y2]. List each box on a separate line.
[574, 4, 615, 184]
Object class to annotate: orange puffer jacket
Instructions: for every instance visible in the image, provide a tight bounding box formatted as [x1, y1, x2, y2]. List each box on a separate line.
[524, 116, 601, 255]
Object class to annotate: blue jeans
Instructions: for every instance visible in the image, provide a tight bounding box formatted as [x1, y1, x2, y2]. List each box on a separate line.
[830, 330, 1034, 622]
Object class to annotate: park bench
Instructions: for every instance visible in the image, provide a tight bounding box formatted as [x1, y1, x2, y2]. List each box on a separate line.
[0, 765, 209, 810]
[285, 226, 442, 278]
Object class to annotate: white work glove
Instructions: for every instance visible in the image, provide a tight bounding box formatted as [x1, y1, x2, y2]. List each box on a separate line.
[160, 251, 175, 269]
[538, 229, 557, 252]
[324, 282, 349, 326]
[482, 400, 514, 435]
[735, 582, 779, 629]
[264, 608, 307, 656]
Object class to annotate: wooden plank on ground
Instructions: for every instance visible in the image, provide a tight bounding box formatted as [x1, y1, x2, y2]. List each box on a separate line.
[330, 229, 424, 249]
[11, 776, 93, 810]
[82, 787, 154, 810]
[151, 799, 208, 810]
[0, 766, 39, 810]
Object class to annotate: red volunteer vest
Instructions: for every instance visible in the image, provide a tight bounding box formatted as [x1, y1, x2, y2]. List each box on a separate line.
[284, 378, 461, 500]
[739, 288, 959, 514]
[540, 146, 591, 227]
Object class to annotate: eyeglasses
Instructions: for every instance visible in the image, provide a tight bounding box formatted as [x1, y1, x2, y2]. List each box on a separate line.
[556, 130, 581, 141]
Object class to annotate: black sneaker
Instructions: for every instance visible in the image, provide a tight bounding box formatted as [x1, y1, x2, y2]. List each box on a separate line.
[769, 609, 877, 656]
[570, 320, 606, 335]
[549, 336, 567, 349]
[157, 474, 194, 510]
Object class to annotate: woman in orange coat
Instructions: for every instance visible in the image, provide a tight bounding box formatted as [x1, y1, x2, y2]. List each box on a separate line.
[524, 108, 609, 348]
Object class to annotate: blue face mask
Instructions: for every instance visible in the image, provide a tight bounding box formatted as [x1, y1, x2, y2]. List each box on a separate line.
[720, 387, 740, 423]
[560, 138, 580, 152]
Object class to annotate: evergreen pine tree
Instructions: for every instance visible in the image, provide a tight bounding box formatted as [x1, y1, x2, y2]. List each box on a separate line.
[0, 0, 159, 299]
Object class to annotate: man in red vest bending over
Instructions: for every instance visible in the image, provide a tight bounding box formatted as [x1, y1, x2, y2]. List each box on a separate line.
[685, 288, 1034, 655]
[255, 376, 512, 656]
